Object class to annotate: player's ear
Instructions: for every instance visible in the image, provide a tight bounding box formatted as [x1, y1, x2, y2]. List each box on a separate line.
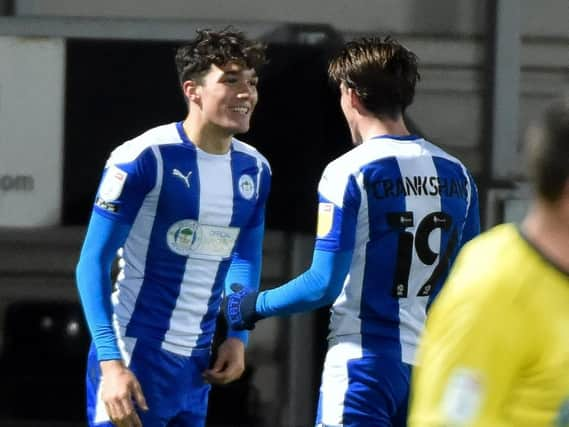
[349, 88, 365, 113]
[183, 80, 201, 104]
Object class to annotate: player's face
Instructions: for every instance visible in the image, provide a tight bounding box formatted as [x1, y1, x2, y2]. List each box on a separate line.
[197, 62, 259, 135]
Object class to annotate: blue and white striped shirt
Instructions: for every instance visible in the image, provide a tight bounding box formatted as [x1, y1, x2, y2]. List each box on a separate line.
[256, 134, 479, 365]
[78, 121, 271, 359]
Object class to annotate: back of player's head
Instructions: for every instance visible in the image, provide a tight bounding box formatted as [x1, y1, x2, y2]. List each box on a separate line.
[175, 27, 267, 85]
[328, 36, 420, 119]
[525, 94, 569, 203]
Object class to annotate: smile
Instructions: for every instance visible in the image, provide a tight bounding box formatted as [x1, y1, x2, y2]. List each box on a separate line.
[229, 106, 250, 114]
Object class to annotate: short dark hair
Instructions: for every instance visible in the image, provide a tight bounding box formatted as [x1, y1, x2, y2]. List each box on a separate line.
[328, 36, 420, 119]
[526, 95, 569, 203]
[175, 28, 267, 85]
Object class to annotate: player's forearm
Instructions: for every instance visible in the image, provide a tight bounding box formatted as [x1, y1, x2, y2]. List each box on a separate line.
[76, 256, 121, 360]
[224, 223, 264, 344]
[256, 249, 352, 317]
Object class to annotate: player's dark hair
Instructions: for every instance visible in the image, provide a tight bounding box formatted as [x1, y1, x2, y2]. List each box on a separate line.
[526, 95, 569, 202]
[328, 36, 420, 119]
[175, 27, 267, 85]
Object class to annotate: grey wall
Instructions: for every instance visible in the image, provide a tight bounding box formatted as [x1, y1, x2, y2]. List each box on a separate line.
[9, 1, 567, 178]
[14, 0, 568, 38]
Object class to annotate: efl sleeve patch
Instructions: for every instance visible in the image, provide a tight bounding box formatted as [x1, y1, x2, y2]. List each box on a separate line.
[441, 368, 484, 424]
[316, 202, 334, 237]
[99, 165, 128, 202]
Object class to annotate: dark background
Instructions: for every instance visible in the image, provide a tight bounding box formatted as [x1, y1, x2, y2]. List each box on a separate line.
[63, 39, 351, 233]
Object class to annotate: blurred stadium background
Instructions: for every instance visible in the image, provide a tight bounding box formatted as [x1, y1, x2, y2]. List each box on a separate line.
[0, 0, 567, 425]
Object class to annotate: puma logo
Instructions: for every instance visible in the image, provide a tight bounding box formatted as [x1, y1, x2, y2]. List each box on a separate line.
[172, 168, 192, 188]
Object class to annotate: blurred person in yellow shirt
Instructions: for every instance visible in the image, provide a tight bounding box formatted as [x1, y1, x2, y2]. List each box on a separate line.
[408, 95, 569, 427]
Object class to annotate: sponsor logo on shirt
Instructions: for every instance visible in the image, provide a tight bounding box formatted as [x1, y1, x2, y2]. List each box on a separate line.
[166, 219, 239, 258]
[167, 220, 199, 255]
[172, 168, 192, 188]
[95, 197, 119, 212]
[317, 202, 334, 238]
[99, 165, 127, 202]
[238, 174, 255, 200]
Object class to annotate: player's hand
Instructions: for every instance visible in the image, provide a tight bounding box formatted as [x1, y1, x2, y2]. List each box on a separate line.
[202, 337, 245, 385]
[223, 283, 262, 330]
[100, 360, 148, 427]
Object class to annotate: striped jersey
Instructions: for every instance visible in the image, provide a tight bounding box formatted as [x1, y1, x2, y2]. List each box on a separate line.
[93, 122, 271, 355]
[315, 134, 479, 364]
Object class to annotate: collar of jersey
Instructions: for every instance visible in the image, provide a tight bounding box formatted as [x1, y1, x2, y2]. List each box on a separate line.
[370, 134, 421, 141]
[517, 224, 569, 278]
[176, 121, 232, 157]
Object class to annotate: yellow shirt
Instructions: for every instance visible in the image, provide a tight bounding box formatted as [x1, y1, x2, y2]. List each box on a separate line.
[409, 223, 569, 427]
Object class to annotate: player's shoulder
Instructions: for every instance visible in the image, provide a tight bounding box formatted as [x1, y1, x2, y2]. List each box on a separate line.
[324, 136, 462, 174]
[420, 138, 465, 165]
[106, 122, 182, 166]
[232, 138, 272, 173]
[322, 143, 371, 178]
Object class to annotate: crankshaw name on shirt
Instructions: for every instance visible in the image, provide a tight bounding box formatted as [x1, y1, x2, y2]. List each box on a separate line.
[371, 176, 469, 200]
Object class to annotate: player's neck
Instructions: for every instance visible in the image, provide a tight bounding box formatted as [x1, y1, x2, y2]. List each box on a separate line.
[182, 117, 232, 155]
[522, 201, 569, 272]
[358, 116, 410, 142]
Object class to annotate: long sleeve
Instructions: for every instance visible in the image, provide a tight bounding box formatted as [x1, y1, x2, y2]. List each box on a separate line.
[256, 248, 352, 317]
[224, 222, 264, 344]
[76, 212, 131, 361]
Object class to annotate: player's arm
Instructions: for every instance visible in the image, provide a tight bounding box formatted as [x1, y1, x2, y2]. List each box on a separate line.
[76, 150, 155, 424]
[76, 148, 155, 357]
[256, 169, 359, 317]
[225, 246, 352, 330]
[76, 212, 130, 360]
[223, 222, 264, 343]
[76, 212, 148, 425]
[409, 252, 528, 426]
[257, 248, 352, 316]
[224, 167, 359, 330]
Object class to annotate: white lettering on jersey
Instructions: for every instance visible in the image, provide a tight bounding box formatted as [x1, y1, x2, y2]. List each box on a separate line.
[99, 165, 128, 202]
[166, 219, 240, 258]
[441, 368, 484, 424]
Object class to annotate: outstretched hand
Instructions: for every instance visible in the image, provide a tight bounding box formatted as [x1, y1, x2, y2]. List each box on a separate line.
[223, 283, 262, 330]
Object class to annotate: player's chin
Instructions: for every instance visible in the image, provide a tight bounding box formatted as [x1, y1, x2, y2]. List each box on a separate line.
[228, 123, 251, 135]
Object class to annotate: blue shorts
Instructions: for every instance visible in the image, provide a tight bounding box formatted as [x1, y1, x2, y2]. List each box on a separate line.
[315, 339, 411, 427]
[86, 339, 211, 427]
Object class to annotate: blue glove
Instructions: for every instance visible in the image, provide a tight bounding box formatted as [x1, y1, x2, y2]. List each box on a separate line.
[224, 283, 263, 331]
